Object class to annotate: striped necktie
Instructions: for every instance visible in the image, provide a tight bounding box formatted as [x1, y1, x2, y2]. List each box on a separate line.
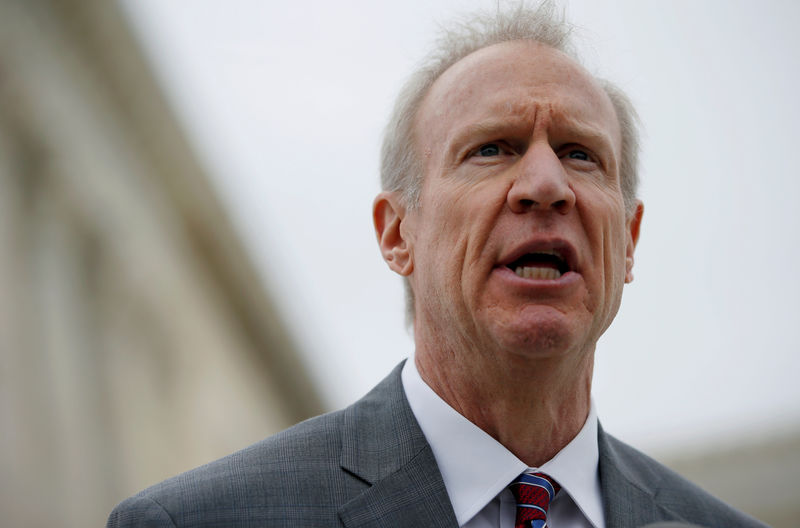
[509, 471, 560, 528]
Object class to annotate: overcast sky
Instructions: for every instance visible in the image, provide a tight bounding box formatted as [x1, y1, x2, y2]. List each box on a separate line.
[121, 0, 800, 456]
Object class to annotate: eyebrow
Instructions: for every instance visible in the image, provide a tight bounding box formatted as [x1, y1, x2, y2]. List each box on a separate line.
[448, 120, 529, 149]
[444, 120, 526, 163]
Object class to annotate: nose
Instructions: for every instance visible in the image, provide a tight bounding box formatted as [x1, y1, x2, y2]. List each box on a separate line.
[507, 143, 576, 214]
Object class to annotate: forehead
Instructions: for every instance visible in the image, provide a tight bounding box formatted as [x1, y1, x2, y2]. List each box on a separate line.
[416, 41, 620, 157]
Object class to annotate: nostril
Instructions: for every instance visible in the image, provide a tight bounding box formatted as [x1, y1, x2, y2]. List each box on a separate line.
[552, 199, 569, 211]
[513, 197, 569, 212]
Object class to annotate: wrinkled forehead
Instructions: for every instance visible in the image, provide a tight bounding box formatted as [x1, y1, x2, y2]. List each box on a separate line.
[415, 40, 621, 159]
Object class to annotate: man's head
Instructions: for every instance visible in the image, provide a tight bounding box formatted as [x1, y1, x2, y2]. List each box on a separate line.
[373, 2, 643, 361]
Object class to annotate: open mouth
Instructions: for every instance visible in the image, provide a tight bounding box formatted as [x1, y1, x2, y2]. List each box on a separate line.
[506, 250, 570, 280]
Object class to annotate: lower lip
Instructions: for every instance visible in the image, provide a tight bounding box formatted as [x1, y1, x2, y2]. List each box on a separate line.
[492, 266, 581, 291]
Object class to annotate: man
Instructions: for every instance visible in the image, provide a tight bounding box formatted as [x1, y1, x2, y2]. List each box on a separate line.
[108, 3, 767, 527]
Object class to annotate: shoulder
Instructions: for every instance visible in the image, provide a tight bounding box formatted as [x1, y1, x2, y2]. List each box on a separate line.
[106, 363, 431, 527]
[600, 432, 769, 528]
[107, 409, 364, 528]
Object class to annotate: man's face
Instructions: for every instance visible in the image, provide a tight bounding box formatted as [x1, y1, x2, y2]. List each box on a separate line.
[379, 41, 642, 360]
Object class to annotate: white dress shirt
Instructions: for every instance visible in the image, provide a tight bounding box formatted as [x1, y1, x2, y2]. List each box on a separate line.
[401, 358, 605, 528]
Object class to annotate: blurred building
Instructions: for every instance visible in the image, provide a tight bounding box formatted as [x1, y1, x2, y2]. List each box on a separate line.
[661, 429, 800, 527]
[0, 0, 323, 526]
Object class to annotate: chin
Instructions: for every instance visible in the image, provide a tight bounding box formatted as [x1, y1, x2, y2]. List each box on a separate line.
[484, 306, 583, 357]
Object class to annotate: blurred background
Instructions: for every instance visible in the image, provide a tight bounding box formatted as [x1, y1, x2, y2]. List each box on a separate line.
[1, 0, 797, 526]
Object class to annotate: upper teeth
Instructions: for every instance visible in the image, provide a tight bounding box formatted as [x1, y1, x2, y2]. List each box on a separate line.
[514, 266, 562, 280]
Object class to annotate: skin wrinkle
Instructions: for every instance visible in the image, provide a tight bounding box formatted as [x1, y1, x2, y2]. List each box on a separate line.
[374, 41, 643, 466]
[443, 101, 618, 191]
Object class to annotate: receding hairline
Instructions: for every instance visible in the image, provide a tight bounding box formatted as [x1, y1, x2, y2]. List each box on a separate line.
[410, 38, 624, 194]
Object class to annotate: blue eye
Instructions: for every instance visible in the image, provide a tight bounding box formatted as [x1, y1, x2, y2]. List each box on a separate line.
[477, 144, 501, 157]
[567, 149, 590, 161]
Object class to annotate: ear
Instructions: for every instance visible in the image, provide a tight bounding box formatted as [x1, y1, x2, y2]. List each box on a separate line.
[624, 200, 644, 284]
[373, 191, 414, 276]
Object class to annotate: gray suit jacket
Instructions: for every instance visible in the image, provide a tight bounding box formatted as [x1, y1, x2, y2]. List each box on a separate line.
[107, 363, 767, 527]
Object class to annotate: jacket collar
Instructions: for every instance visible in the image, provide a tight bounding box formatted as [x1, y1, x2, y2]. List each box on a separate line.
[335, 363, 687, 528]
[337, 361, 459, 528]
[598, 424, 680, 526]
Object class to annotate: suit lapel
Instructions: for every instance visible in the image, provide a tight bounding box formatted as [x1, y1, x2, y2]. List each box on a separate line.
[336, 367, 696, 527]
[338, 444, 458, 528]
[598, 425, 680, 526]
[337, 362, 458, 528]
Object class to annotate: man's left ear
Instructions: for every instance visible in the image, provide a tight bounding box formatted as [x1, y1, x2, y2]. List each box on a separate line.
[625, 200, 644, 284]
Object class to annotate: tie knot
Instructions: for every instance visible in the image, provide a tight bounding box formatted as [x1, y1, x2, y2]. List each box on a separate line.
[509, 472, 560, 528]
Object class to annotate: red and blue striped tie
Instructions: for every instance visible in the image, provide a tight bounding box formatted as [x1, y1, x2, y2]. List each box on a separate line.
[509, 471, 560, 528]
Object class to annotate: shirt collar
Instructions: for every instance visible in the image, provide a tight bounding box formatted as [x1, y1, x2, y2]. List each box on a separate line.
[401, 358, 603, 527]
[539, 398, 603, 527]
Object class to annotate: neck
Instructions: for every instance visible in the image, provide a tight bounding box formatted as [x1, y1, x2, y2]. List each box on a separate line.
[414, 330, 594, 467]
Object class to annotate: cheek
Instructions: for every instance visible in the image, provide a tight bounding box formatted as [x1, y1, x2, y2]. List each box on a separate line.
[599, 217, 631, 324]
[578, 197, 629, 301]
[415, 183, 507, 303]
[427, 180, 506, 250]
